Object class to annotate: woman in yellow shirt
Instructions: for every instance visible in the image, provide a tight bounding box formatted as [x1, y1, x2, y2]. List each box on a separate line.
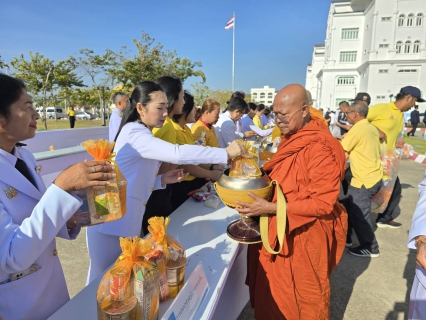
[67, 106, 76, 128]
[253, 104, 267, 129]
[171, 92, 224, 209]
[191, 99, 221, 147]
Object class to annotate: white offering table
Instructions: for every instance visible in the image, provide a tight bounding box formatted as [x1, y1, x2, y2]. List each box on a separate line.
[48, 198, 250, 320]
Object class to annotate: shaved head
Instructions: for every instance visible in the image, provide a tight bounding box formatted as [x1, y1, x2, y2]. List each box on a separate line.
[273, 84, 310, 137]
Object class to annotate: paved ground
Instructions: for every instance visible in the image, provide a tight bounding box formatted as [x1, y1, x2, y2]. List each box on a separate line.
[57, 159, 424, 320]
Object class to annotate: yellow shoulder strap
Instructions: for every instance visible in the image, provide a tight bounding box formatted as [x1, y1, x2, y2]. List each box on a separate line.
[260, 180, 287, 255]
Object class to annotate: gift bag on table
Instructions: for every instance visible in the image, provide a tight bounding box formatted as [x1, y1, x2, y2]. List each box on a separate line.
[97, 237, 160, 320]
[145, 217, 186, 299]
[72, 139, 127, 227]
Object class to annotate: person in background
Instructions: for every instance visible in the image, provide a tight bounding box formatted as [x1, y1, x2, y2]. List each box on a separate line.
[0, 74, 115, 320]
[214, 97, 256, 147]
[169, 91, 224, 210]
[407, 105, 420, 137]
[191, 98, 221, 147]
[325, 111, 331, 127]
[335, 101, 350, 135]
[258, 104, 269, 127]
[109, 92, 129, 141]
[407, 172, 426, 319]
[187, 107, 200, 129]
[67, 106, 76, 128]
[253, 104, 267, 129]
[86, 81, 243, 283]
[341, 101, 383, 257]
[226, 91, 246, 135]
[264, 108, 272, 124]
[241, 102, 272, 140]
[369, 86, 425, 229]
[238, 84, 347, 319]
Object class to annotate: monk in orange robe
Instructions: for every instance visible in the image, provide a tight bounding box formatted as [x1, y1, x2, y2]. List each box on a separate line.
[236, 84, 347, 319]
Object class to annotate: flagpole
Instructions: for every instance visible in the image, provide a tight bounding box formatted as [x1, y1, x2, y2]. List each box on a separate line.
[232, 12, 235, 92]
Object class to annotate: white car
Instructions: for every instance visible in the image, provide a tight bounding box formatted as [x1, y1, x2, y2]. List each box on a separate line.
[45, 107, 66, 119]
[75, 111, 96, 120]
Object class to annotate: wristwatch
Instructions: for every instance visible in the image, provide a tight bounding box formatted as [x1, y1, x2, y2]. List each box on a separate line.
[209, 164, 215, 171]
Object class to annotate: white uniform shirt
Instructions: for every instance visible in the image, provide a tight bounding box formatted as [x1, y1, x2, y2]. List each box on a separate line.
[214, 112, 244, 148]
[93, 122, 228, 238]
[109, 108, 124, 141]
[241, 115, 272, 141]
[0, 146, 82, 320]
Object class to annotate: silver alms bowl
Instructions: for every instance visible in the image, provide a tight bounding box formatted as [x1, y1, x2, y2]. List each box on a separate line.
[216, 169, 271, 191]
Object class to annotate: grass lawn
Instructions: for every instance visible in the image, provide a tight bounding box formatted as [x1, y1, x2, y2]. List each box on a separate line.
[405, 136, 426, 154]
[36, 119, 110, 131]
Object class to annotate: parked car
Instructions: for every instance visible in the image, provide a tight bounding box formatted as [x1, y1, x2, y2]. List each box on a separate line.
[75, 111, 96, 120]
[45, 107, 66, 119]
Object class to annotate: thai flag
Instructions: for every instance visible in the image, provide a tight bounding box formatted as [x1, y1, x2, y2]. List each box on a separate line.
[225, 17, 234, 30]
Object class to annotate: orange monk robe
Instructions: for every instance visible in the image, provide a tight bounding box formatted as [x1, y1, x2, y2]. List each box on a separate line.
[246, 118, 348, 320]
[271, 107, 328, 141]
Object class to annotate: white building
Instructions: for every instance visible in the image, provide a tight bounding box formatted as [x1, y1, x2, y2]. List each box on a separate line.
[250, 86, 276, 106]
[306, 0, 426, 110]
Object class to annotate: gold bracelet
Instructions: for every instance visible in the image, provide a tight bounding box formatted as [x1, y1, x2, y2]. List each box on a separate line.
[415, 236, 426, 248]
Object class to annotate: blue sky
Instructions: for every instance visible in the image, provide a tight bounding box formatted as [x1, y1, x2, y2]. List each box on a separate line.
[1, 0, 330, 93]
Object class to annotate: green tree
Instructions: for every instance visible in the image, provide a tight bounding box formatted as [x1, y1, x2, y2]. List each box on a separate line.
[110, 31, 205, 89]
[10, 52, 84, 129]
[191, 82, 212, 106]
[0, 55, 6, 69]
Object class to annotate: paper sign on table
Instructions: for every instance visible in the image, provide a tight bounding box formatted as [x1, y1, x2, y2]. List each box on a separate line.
[162, 262, 209, 320]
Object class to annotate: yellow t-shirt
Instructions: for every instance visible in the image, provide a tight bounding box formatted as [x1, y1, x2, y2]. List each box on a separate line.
[152, 117, 177, 144]
[170, 120, 196, 182]
[367, 101, 404, 151]
[67, 109, 76, 117]
[253, 115, 265, 129]
[341, 119, 383, 188]
[191, 120, 220, 148]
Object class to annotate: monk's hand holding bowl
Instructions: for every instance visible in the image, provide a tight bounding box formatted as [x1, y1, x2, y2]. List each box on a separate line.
[54, 160, 116, 193]
[235, 192, 277, 217]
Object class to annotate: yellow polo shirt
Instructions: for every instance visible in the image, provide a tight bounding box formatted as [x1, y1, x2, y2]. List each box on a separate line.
[253, 115, 265, 129]
[170, 120, 196, 182]
[341, 119, 383, 188]
[272, 125, 281, 141]
[152, 117, 177, 144]
[191, 120, 220, 148]
[67, 109, 76, 117]
[367, 101, 404, 151]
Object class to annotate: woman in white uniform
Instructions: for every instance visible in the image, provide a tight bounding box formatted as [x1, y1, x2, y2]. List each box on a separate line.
[0, 74, 115, 320]
[86, 81, 242, 283]
[214, 97, 256, 147]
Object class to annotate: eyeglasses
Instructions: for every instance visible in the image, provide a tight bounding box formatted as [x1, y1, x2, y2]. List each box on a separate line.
[273, 106, 306, 124]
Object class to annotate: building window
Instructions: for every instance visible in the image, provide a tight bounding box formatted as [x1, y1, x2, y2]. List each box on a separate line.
[398, 14, 405, 26]
[413, 41, 421, 53]
[407, 14, 414, 26]
[341, 28, 359, 40]
[396, 41, 402, 54]
[337, 76, 355, 85]
[378, 69, 389, 74]
[379, 44, 389, 48]
[260, 93, 265, 98]
[268, 93, 273, 97]
[376, 95, 386, 100]
[252, 93, 257, 96]
[398, 69, 418, 73]
[339, 51, 357, 62]
[417, 13, 424, 26]
[381, 17, 391, 21]
[405, 41, 412, 53]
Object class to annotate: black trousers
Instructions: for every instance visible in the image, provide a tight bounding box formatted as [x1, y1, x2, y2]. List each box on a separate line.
[346, 181, 382, 249]
[69, 116, 75, 128]
[407, 123, 418, 136]
[376, 177, 401, 223]
[171, 177, 207, 211]
[141, 185, 173, 237]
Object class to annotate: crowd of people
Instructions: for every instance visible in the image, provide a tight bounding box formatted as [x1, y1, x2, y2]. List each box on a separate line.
[1, 70, 426, 319]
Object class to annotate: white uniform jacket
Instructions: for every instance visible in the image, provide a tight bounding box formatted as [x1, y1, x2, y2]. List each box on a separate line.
[214, 112, 244, 148]
[0, 146, 82, 320]
[93, 122, 228, 238]
[109, 108, 123, 141]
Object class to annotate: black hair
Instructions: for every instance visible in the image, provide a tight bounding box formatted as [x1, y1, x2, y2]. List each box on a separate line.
[0, 73, 26, 122]
[173, 90, 194, 122]
[225, 91, 245, 105]
[114, 81, 164, 142]
[339, 101, 349, 106]
[264, 108, 271, 116]
[247, 102, 257, 111]
[395, 92, 410, 101]
[155, 76, 183, 114]
[227, 97, 248, 113]
[256, 104, 265, 112]
[415, 105, 419, 109]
